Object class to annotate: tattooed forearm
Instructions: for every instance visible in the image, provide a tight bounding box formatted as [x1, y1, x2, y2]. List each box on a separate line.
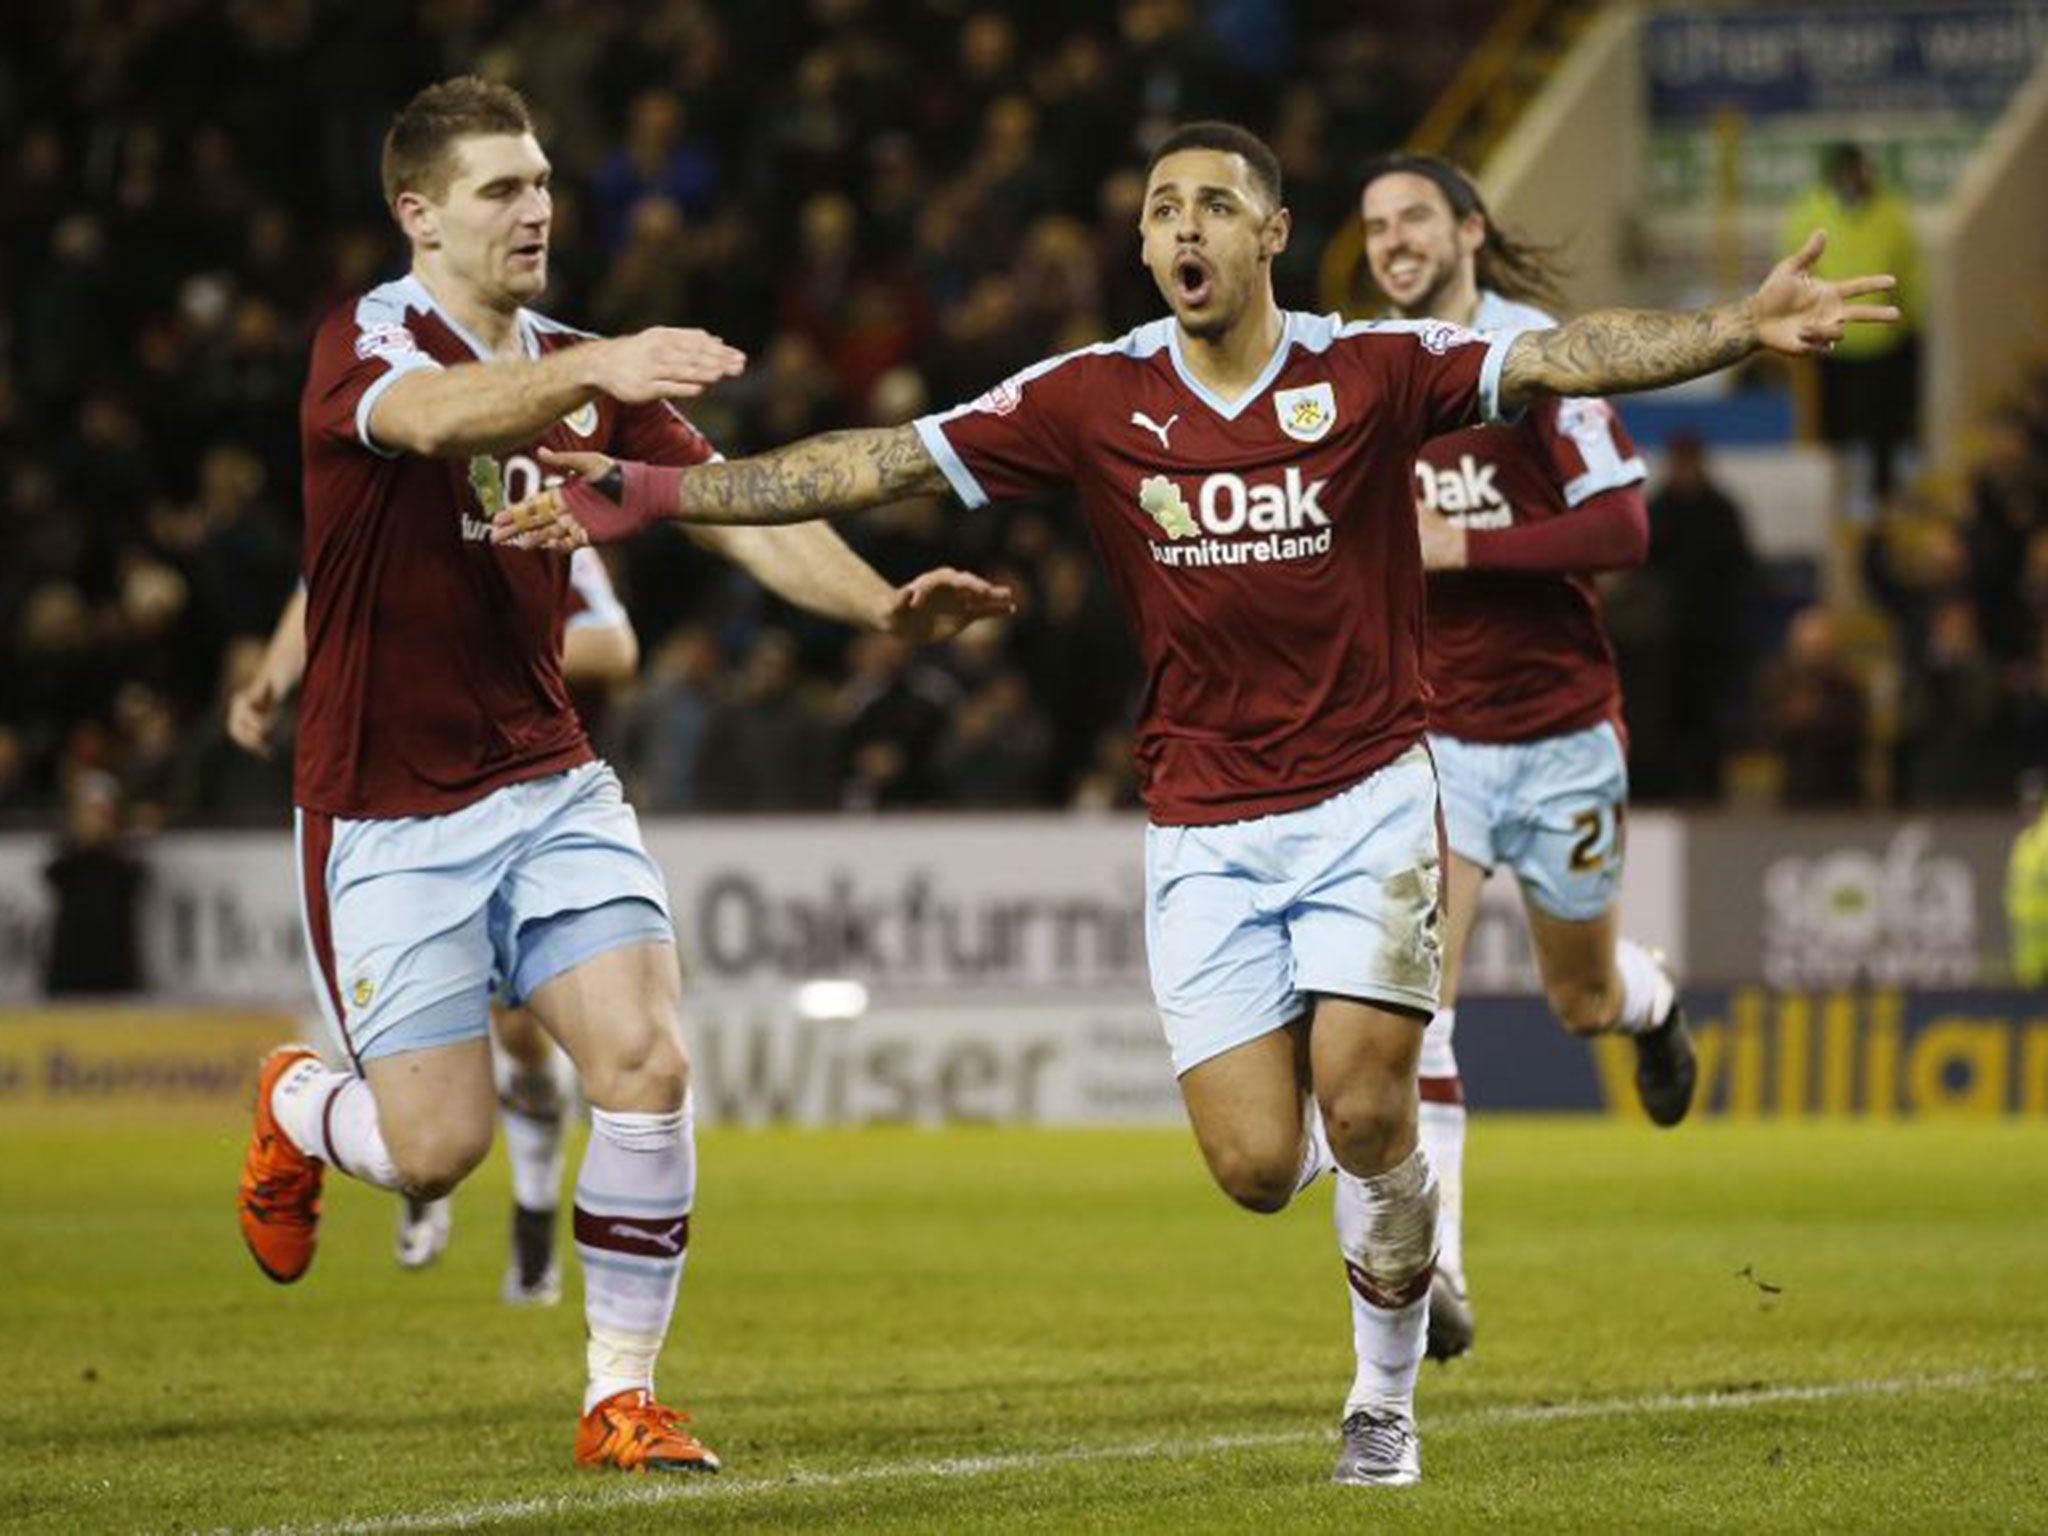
[676, 425, 949, 525]
[1500, 301, 1759, 410]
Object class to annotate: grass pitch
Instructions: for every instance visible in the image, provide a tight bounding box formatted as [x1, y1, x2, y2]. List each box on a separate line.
[1, 1114, 2044, 1534]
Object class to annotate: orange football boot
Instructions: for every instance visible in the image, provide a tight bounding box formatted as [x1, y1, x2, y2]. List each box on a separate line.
[237, 1045, 325, 1283]
[575, 1390, 721, 1473]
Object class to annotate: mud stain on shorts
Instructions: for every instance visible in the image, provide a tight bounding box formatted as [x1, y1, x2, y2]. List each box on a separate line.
[1375, 862, 1442, 998]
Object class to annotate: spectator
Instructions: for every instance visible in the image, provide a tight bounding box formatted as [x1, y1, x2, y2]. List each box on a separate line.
[1897, 599, 2017, 807]
[1070, 725, 1142, 811]
[838, 632, 958, 809]
[108, 681, 182, 827]
[1862, 509, 1967, 685]
[593, 195, 696, 337]
[1759, 607, 1871, 807]
[1645, 432, 1761, 799]
[937, 667, 1053, 807]
[1781, 143, 1922, 499]
[172, 442, 297, 654]
[1600, 560, 1680, 801]
[589, 89, 720, 253]
[2012, 627, 2048, 781]
[778, 191, 928, 410]
[2007, 771, 2048, 986]
[1016, 544, 1136, 799]
[617, 626, 728, 811]
[170, 639, 296, 825]
[1966, 411, 2048, 665]
[42, 773, 149, 996]
[695, 629, 838, 810]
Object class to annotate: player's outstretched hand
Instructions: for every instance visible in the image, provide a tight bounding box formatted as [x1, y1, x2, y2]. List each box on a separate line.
[883, 568, 1019, 644]
[493, 443, 595, 549]
[1750, 230, 1900, 356]
[492, 487, 586, 551]
[227, 674, 284, 759]
[585, 327, 746, 404]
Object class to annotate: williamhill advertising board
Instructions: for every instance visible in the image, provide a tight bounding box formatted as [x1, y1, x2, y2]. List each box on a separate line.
[1461, 989, 2048, 1119]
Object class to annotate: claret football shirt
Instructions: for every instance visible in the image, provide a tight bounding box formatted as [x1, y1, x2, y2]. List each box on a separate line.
[1418, 292, 1646, 743]
[916, 311, 1514, 825]
[296, 275, 710, 817]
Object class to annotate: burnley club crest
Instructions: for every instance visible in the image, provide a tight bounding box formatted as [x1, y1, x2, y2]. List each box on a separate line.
[1274, 382, 1336, 444]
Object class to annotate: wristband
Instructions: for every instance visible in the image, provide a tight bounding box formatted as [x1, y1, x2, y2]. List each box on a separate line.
[563, 461, 685, 543]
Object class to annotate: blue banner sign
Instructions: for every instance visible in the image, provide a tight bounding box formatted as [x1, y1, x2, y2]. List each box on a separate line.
[1459, 988, 2048, 1118]
[1647, 6, 2048, 120]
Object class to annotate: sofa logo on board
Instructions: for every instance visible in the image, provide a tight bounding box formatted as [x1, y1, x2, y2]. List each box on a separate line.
[1760, 825, 1978, 987]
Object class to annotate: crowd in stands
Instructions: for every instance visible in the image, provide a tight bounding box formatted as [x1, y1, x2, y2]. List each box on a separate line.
[1853, 356, 2048, 808]
[1602, 343, 2048, 813]
[1, 1, 2041, 831]
[0, 0, 1453, 827]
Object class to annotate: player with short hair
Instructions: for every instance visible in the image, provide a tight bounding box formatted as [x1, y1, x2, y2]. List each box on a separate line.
[494, 119, 1897, 1487]
[230, 550, 637, 1304]
[233, 76, 1010, 1474]
[1358, 154, 1699, 1362]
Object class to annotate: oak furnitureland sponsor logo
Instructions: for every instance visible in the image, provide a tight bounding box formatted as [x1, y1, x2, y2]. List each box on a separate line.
[690, 866, 1145, 988]
[1414, 453, 1511, 528]
[1142, 468, 1334, 569]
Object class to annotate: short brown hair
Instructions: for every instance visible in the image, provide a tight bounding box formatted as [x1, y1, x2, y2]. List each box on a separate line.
[1147, 121, 1283, 212]
[381, 76, 534, 209]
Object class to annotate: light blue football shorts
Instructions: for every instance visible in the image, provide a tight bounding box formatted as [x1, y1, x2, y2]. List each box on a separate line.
[295, 761, 676, 1065]
[1429, 719, 1629, 923]
[1144, 744, 1444, 1077]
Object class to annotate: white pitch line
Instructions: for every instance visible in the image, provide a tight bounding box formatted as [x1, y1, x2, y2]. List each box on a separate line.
[232, 1366, 2044, 1536]
[1460, 1366, 2042, 1427]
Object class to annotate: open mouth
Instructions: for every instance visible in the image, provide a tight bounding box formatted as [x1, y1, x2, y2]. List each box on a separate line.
[510, 241, 547, 265]
[1173, 253, 1213, 307]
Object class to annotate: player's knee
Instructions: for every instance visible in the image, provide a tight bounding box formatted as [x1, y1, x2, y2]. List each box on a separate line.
[1205, 1143, 1298, 1214]
[1547, 976, 1618, 1037]
[579, 1012, 689, 1113]
[390, 1121, 491, 1199]
[1317, 1084, 1408, 1176]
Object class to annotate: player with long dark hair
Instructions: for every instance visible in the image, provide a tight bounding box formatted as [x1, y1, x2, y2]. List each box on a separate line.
[1360, 153, 1694, 1361]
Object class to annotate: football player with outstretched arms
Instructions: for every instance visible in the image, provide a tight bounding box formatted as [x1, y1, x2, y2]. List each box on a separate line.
[233, 75, 1011, 1477]
[495, 120, 1896, 1489]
